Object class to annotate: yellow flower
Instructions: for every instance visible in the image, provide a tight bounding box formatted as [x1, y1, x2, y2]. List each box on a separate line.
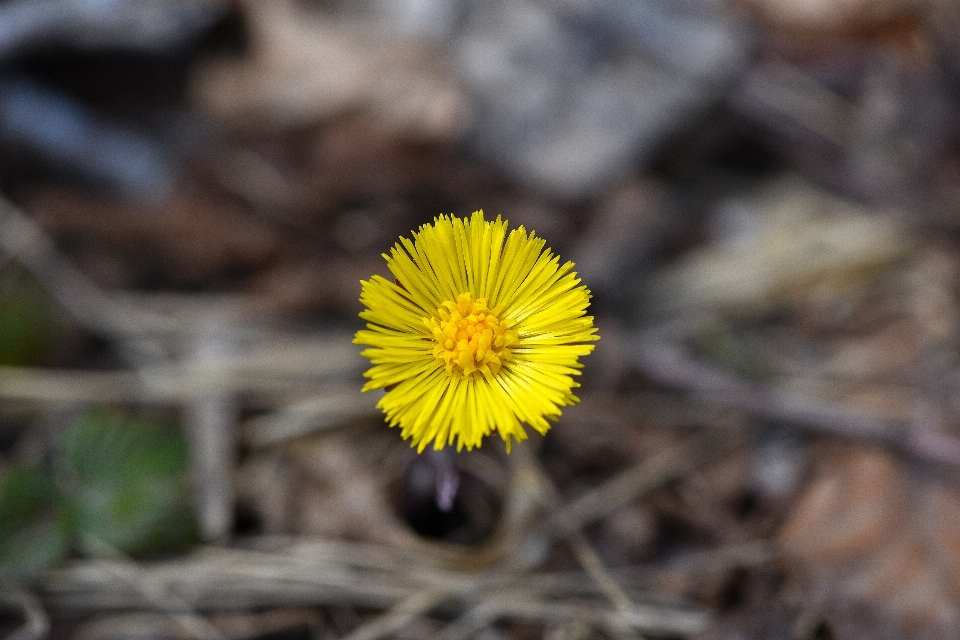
[354, 210, 599, 452]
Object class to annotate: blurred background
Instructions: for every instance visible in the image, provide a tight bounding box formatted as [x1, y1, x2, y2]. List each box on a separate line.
[3, 0, 960, 638]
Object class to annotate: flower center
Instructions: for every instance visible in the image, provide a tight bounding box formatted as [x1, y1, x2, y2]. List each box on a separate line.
[425, 293, 517, 379]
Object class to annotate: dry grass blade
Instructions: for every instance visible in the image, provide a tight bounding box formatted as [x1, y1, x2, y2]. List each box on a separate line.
[732, 58, 854, 146]
[43, 540, 451, 611]
[517, 443, 643, 615]
[565, 534, 635, 614]
[433, 595, 709, 640]
[41, 536, 711, 636]
[77, 536, 226, 640]
[340, 589, 447, 640]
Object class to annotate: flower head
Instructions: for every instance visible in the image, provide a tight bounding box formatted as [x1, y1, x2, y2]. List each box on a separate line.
[354, 211, 598, 452]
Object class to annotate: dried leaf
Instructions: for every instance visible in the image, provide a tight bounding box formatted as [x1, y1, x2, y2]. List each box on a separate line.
[646, 177, 913, 318]
[778, 446, 960, 638]
[191, 0, 467, 140]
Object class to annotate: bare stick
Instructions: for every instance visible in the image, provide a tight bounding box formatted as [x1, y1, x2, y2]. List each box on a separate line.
[186, 313, 238, 544]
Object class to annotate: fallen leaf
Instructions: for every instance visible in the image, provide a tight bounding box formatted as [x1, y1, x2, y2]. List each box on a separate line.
[191, 0, 467, 141]
[778, 445, 960, 638]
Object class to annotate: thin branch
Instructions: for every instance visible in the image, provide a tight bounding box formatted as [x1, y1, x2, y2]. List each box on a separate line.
[519, 444, 639, 615]
[631, 336, 960, 468]
[542, 435, 727, 540]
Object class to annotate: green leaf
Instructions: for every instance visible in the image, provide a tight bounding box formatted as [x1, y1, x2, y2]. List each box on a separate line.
[0, 466, 72, 581]
[63, 412, 196, 556]
[0, 268, 64, 366]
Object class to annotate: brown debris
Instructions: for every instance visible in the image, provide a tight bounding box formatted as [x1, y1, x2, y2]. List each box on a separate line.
[24, 187, 282, 289]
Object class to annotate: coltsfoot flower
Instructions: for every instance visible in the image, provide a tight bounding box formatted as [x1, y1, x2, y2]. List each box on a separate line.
[354, 210, 599, 452]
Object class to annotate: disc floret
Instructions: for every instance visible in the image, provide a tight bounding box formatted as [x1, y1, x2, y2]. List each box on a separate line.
[425, 292, 517, 379]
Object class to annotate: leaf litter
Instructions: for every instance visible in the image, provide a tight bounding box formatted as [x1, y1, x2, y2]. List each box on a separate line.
[4, 1, 960, 639]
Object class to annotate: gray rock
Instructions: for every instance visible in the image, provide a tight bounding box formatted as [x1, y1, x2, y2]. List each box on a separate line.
[0, 78, 175, 196]
[454, 0, 750, 198]
[0, 0, 225, 57]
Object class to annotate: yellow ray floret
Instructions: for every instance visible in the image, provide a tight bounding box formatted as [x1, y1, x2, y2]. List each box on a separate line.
[354, 210, 599, 452]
